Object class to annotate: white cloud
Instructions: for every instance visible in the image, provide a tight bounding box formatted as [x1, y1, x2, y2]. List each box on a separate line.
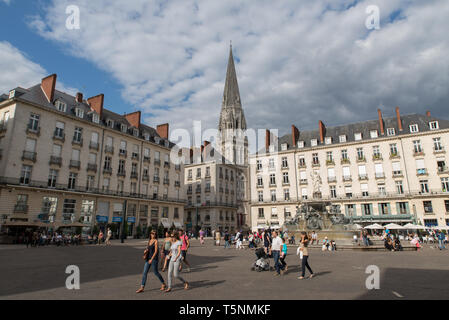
[0, 41, 77, 95]
[29, 0, 449, 137]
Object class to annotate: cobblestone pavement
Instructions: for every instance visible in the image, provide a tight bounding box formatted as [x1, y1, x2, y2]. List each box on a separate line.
[1, 239, 448, 300]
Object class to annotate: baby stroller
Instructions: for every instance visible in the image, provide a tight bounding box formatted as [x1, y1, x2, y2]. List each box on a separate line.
[251, 248, 273, 272]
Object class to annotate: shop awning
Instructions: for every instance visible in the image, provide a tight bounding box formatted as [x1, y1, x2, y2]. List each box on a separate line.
[256, 224, 267, 229]
[174, 222, 182, 228]
[161, 220, 171, 228]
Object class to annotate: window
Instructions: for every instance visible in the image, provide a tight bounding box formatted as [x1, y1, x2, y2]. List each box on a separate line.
[80, 200, 94, 223]
[423, 201, 433, 213]
[48, 169, 58, 188]
[397, 202, 409, 214]
[325, 137, 332, 145]
[301, 188, 308, 200]
[281, 143, 287, 151]
[282, 172, 289, 184]
[343, 166, 351, 180]
[284, 189, 290, 200]
[41, 197, 58, 222]
[258, 208, 264, 218]
[20, 165, 32, 184]
[345, 186, 352, 198]
[374, 163, 384, 178]
[346, 204, 355, 216]
[118, 160, 125, 174]
[86, 175, 95, 191]
[52, 144, 62, 157]
[270, 190, 276, 202]
[416, 159, 426, 175]
[378, 184, 386, 195]
[361, 183, 369, 197]
[71, 149, 80, 161]
[270, 174, 276, 185]
[103, 178, 110, 191]
[413, 140, 422, 153]
[256, 160, 262, 171]
[257, 176, 263, 187]
[373, 146, 381, 158]
[55, 100, 67, 112]
[429, 121, 439, 130]
[258, 191, 263, 202]
[339, 135, 346, 143]
[330, 185, 337, 198]
[386, 128, 395, 136]
[358, 165, 367, 179]
[63, 199, 76, 222]
[311, 139, 318, 147]
[396, 181, 404, 194]
[196, 168, 201, 178]
[107, 120, 114, 128]
[121, 124, 127, 133]
[75, 108, 84, 118]
[55, 121, 65, 138]
[379, 203, 389, 215]
[88, 153, 96, 165]
[409, 124, 419, 133]
[68, 172, 77, 190]
[326, 151, 333, 162]
[206, 167, 210, 177]
[341, 149, 348, 160]
[312, 153, 319, 165]
[370, 130, 378, 138]
[390, 144, 398, 156]
[357, 148, 364, 160]
[104, 156, 111, 170]
[271, 207, 278, 219]
[354, 133, 362, 141]
[92, 113, 99, 124]
[282, 157, 288, 168]
[269, 158, 275, 170]
[441, 177, 449, 192]
[188, 169, 192, 179]
[297, 141, 305, 148]
[420, 180, 429, 194]
[298, 156, 306, 167]
[73, 127, 83, 143]
[392, 162, 402, 176]
[28, 113, 40, 131]
[362, 204, 372, 215]
[445, 200, 449, 212]
[433, 138, 443, 151]
[120, 141, 127, 155]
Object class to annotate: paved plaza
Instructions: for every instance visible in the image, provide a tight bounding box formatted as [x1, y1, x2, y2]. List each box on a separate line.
[1, 239, 448, 300]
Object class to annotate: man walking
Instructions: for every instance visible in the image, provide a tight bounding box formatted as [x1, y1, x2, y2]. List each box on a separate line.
[224, 230, 230, 249]
[271, 231, 283, 276]
[438, 231, 446, 250]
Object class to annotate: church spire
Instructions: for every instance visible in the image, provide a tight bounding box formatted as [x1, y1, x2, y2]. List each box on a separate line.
[222, 43, 241, 108]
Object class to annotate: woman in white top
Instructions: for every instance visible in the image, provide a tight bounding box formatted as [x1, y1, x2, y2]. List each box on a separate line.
[165, 233, 189, 292]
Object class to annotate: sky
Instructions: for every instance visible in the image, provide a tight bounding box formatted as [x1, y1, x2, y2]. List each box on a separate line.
[1, 0, 448, 139]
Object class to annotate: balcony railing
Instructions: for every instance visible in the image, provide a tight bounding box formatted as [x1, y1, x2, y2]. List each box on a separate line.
[356, 157, 366, 163]
[175, 181, 181, 187]
[87, 163, 97, 172]
[358, 174, 368, 180]
[143, 156, 151, 163]
[328, 176, 337, 183]
[164, 161, 170, 168]
[185, 201, 238, 209]
[375, 172, 385, 179]
[49, 156, 62, 166]
[103, 167, 112, 174]
[131, 172, 138, 179]
[142, 175, 150, 181]
[434, 147, 445, 154]
[119, 150, 127, 157]
[340, 158, 350, 165]
[22, 151, 37, 162]
[153, 176, 160, 183]
[104, 145, 114, 154]
[14, 204, 29, 213]
[117, 170, 126, 177]
[53, 131, 65, 142]
[417, 169, 428, 176]
[154, 159, 161, 166]
[89, 141, 99, 150]
[175, 164, 181, 171]
[163, 178, 170, 185]
[413, 149, 425, 157]
[26, 125, 40, 136]
[342, 175, 352, 182]
[69, 160, 81, 169]
[372, 154, 383, 161]
[299, 179, 308, 185]
[0, 176, 187, 204]
[132, 153, 139, 160]
[389, 152, 400, 159]
[72, 138, 83, 147]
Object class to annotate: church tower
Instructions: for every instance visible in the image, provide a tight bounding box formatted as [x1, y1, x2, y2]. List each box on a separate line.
[218, 44, 248, 165]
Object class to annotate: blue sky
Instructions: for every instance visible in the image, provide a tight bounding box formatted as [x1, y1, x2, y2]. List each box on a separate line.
[1, 0, 448, 136]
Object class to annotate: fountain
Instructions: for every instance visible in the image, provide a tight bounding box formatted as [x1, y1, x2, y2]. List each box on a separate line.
[283, 171, 360, 245]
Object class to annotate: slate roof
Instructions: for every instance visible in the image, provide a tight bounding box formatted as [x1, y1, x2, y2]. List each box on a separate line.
[3, 83, 175, 148]
[259, 113, 449, 154]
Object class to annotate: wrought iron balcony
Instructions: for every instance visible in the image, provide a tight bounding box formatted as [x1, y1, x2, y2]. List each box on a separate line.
[117, 170, 126, 177]
[69, 160, 81, 169]
[131, 172, 138, 179]
[22, 151, 37, 162]
[89, 141, 99, 150]
[72, 138, 83, 147]
[14, 204, 28, 213]
[143, 156, 151, 163]
[26, 125, 40, 136]
[103, 167, 112, 174]
[49, 156, 62, 166]
[87, 163, 97, 172]
[104, 145, 114, 154]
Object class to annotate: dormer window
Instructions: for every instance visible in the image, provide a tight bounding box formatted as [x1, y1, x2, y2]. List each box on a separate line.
[107, 119, 114, 128]
[144, 133, 150, 141]
[297, 141, 304, 148]
[370, 130, 378, 138]
[409, 124, 419, 133]
[55, 100, 67, 112]
[387, 128, 395, 136]
[92, 113, 99, 124]
[8, 90, 15, 99]
[325, 137, 332, 145]
[281, 143, 288, 151]
[133, 128, 139, 137]
[154, 137, 160, 144]
[429, 121, 439, 130]
[121, 124, 127, 133]
[269, 145, 275, 153]
[164, 140, 169, 148]
[339, 135, 347, 143]
[75, 108, 84, 118]
[311, 139, 318, 147]
[354, 133, 362, 141]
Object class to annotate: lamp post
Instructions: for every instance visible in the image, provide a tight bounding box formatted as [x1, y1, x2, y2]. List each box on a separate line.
[120, 200, 127, 243]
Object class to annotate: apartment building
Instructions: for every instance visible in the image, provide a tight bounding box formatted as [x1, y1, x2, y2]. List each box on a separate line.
[250, 108, 449, 231]
[0, 74, 185, 236]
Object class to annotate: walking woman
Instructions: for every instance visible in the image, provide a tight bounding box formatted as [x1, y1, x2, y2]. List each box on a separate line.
[161, 231, 171, 272]
[280, 237, 288, 272]
[166, 233, 189, 292]
[136, 231, 166, 293]
[298, 232, 314, 280]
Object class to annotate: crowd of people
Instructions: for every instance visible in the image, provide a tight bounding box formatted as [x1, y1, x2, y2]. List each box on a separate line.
[15, 231, 82, 247]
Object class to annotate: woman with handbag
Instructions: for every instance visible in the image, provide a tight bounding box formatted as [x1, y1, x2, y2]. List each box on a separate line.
[136, 231, 166, 293]
[298, 232, 314, 280]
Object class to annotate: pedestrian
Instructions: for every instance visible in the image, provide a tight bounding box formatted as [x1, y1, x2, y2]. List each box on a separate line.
[199, 228, 205, 245]
[271, 231, 283, 276]
[165, 233, 189, 292]
[298, 232, 314, 280]
[178, 229, 191, 272]
[311, 231, 318, 245]
[136, 231, 166, 293]
[438, 231, 446, 250]
[105, 228, 112, 245]
[98, 230, 104, 245]
[263, 229, 271, 255]
[215, 230, 221, 246]
[161, 231, 172, 272]
[280, 237, 288, 273]
[224, 230, 230, 249]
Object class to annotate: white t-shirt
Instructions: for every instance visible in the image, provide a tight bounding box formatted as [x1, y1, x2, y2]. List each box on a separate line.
[271, 236, 282, 251]
[170, 240, 182, 262]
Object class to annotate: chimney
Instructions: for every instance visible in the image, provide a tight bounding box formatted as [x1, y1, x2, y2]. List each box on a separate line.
[395, 107, 403, 131]
[125, 111, 141, 128]
[291, 125, 299, 146]
[76, 92, 83, 103]
[156, 123, 169, 139]
[87, 94, 104, 117]
[265, 129, 271, 152]
[41, 74, 57, 102]
[426, 110, 431, 117]
[377, 109, 385, 135]
[319, 120, 326, 144]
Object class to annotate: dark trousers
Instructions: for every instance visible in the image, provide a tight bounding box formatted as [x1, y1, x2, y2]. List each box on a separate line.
[301, 255, 313, 277]
[141, 259, 165, 287]
[280, 254, 287, 268]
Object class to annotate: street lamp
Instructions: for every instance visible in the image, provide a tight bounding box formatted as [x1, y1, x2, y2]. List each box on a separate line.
[120, 200, 127, 243]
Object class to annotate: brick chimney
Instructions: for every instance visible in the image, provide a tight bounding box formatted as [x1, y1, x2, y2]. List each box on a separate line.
[265, 129, 271, 152]
[291, 125, 299, 146]
[76, 92, 83, 103]
[395, 107, 403, 131]
[87, 94, 104, 117]
[377, 109, 385, 135]
[157, 123, 169, 139]
[41, 74, 57, 103]
[426, 110, 431, 117]
[319, 120, 326, 144]
[125, 111, 141, 128]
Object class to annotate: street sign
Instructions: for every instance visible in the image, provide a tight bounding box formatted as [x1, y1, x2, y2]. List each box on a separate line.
[127, 217, 136, 223]
[112, 217, 123, 223]
[96, 215, 109, 223]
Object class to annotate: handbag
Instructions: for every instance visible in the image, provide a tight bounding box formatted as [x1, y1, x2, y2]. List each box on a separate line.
[143, 249, 149, 261]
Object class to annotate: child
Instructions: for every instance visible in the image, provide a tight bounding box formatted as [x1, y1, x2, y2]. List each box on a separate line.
[280, 237, 288, 273]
